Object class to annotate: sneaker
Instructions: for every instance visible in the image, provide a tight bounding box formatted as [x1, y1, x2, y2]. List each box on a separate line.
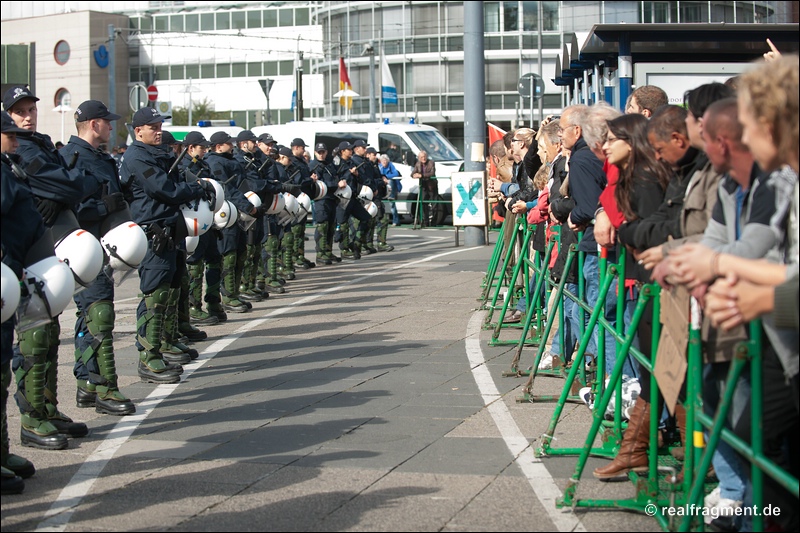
[578, 387, 595, 410]
[704, 487, 721, 509]
[705, 496, 742, 527]
[538, 352, 554, 370]
[505, 310, 522, 323]
[377, 243, 395, 252]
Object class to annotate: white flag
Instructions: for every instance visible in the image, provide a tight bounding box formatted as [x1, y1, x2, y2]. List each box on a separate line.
[381, 56, 398, 105]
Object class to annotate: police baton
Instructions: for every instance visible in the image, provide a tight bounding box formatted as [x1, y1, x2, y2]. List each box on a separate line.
[169, 144, 190, 176]
[67, 151, 80, 170]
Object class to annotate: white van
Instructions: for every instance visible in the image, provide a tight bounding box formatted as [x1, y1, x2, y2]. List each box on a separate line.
[251, 120, 463, 223]
[124, 120, 244, 145]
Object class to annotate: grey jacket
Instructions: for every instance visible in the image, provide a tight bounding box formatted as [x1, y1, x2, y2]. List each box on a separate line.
[662, 159, 723, 255]
[701, 165, 797, 379]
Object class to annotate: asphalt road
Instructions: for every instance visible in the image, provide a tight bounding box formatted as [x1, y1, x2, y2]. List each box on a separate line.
[2, 227, 663, 532]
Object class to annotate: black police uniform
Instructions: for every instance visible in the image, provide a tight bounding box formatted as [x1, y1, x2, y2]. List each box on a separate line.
[334, 153, 371, 259]
[288, 154, 315, 268]
[2, 152, 64, 468]
[11, 131, 88, 446]
[233, 147, 266, 301]
[119, 139, 207, 382]
[60, 135, 135, 415]
[179, 153, 225, 323]
[309, 156, 340, 264]
[205, 149, 253, 312]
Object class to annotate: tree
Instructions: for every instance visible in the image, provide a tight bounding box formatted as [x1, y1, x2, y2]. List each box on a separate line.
[170, 97, 229, 126]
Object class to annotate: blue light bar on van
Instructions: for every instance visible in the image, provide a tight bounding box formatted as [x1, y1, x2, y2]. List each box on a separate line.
[196, 120, 237, 127]
[383, 118, 390, 125]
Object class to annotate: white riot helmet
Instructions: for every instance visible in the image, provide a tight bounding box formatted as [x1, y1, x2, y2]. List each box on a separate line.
[1, 262, 21, 324]
[364, 201, 379, 218]
[276, 193, 300, 226]
[185, 235, 200, 254]
[237, 191, 262, 232]
[335, 185, 352, 208]
[312, 181, 328, 201]
[101, 222, 147, 271]
[213, 200, 239, 230]
[245, 191, 262, 209]
[22, 256, 75, 321]
[55, 230, 104, 288]
[263, 193, 285, 215]
[50, 210, 104, 289]
[295, 193, 312, 223]
[182, 198, 214, 237]
[203, 178, 225, 212]
[358, 185, 374, 203]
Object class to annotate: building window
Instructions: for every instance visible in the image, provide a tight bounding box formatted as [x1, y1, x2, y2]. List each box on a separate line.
[231, 63, 246, 77]
[279, 60, 293, 76]
[155, 15, 168, 32]
[217, 63, 230, 78]
[680, 2, 707, 22]
[523, 1, 561, 31]
[185, 14, 199, 32]
[247, 62, 262, 77]
[412, 63, 440, 94]
[54, 88, 71, 108]
[200, 13, 214, 31]
[486, 61, 518, 92]
[54, 40, 70, 65]
[232, 11, 246, 30]
[485, 2, 501, 32]
[279, 8, 293, 26]
[170, 64, 184, 79]
[264, 9, 277, 28]
[186, 64, 199, 79]
[296, 8, 309, 26]
[155, 65, 169, 82]
[200, 64, 215, 79]
[446, 3, 464, 34]
[265, 62, 278, 76]
[170, 14, 183, 32]
[247, 10, 261, 29]
[503, 1, 519, 31]
[216, 12, 230, 31]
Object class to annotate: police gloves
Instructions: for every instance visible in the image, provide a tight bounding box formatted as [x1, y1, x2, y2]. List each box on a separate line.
[197, 179, 216, 206]
[101, 192, 126, 214]
[36, 198, 64, 226]
[280, 182, 301, 196]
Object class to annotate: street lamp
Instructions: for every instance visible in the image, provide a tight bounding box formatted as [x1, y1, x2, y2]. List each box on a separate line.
[181, 77, 201, 126]
[52, 104, 73, 144]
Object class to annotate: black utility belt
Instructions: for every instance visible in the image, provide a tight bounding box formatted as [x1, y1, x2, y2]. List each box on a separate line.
[141, 222, 177, 254]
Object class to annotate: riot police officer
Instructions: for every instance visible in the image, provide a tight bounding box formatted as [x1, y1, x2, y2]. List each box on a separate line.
[1, 110, 39, 492]
[205, 131, 257, 313]
[333, 141, 371, 259]
[309, 143, 340, 265]
[180, 132, 226, 324]
[61, 100, 135, 415]
[4, 86, 89, 448]
[119, 107, 215, 383]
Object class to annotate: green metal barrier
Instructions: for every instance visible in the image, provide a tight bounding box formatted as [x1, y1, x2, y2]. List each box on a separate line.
[482, 215, 526, 329]
[479, 216, 512, 306]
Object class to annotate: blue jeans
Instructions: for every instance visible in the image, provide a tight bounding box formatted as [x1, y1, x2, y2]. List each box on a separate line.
[577, 253, 634, 378]
[622, 287, 642, 381]
[551, 282, 579, 362]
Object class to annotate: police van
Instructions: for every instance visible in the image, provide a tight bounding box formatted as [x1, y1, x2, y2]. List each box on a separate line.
[251, 120, 463, 223]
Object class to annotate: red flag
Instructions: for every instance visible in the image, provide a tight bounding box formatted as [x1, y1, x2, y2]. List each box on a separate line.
[487, 123, 507, 178]
[339, 57, 353, 109]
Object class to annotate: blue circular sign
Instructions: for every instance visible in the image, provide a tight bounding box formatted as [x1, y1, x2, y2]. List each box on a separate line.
[94, 45, 109, 69]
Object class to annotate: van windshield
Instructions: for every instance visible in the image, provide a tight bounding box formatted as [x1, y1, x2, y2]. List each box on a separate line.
[407, 131, 461, 162]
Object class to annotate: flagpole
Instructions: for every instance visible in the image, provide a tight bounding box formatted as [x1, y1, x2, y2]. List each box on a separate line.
[378, 40, 384, 122]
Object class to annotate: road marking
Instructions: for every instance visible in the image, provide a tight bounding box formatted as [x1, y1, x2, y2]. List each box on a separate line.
[465, 311, 586, 532]
[35, 244, 482, 532]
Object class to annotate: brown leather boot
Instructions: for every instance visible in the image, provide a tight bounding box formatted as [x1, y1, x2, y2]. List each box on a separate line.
[593, 396, 651, 481]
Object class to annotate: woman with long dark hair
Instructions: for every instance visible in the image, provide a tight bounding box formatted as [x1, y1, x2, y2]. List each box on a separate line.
[593, 113, 669, 481]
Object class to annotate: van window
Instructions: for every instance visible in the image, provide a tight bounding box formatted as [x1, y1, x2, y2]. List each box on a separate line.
[407, 131, 461, 162]
[378, 134, 412, 164]
[315, 132, 368, 153]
